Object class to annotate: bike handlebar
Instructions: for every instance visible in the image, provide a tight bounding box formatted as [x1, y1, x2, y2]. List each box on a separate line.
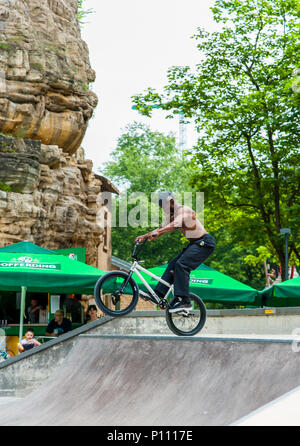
[132, 234, 157, 259]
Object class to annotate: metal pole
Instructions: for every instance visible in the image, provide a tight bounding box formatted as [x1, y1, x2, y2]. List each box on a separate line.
[280, 228, 291, 282]
[19, 286, 27, 342]
[285, 233, 289, 281]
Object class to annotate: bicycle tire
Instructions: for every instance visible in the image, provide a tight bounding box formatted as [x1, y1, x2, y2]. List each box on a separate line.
[94, 271, 139, 317]
[165, 293, 206, 336]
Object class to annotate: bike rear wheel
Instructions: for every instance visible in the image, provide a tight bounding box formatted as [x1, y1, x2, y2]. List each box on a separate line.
[165, 293, 206, 336]
[94, 271, 139, 317]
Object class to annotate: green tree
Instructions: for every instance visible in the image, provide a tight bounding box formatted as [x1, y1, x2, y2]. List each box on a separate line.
[210, 227, 266, 290]
[102, 122, 191, 193]
[132, 0, 300, 281]
[101, 123, 269, 289]
[99, 123, 193, 268]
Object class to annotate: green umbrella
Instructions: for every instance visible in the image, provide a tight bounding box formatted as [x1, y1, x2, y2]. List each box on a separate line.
[0, 241, 104, 294]
[259, 276, 300, 307]
[133, 263, 259, 306]
[0, 241, 56, 255]
[0, 241, 104, 340]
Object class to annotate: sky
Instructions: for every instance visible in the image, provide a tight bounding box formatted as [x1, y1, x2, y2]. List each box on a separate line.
[80, 0, 219, 173]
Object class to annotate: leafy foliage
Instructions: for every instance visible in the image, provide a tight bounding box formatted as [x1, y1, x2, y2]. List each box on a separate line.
[132, 0, 300, 280]
[0, 182, 12, 193]
[100, 123, 267, 292]
[101, 122, 192, 193]
[77, 0, 94, 25]
[99, 123, 193, 268]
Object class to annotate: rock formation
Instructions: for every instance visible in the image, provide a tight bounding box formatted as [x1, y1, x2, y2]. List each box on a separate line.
[0, 134, 116, 266]
[0, 0, 97, 153]
[0, 0, 117, 267]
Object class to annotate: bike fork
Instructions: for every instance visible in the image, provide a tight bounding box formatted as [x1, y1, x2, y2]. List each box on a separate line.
[119, 271, 134, 293]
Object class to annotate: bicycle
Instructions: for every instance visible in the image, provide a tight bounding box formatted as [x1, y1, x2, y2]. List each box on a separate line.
[94, 239, 206, 336]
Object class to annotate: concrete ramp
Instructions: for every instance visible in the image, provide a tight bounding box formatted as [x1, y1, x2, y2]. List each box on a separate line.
[1, 335, 300, 426]
[233, 385, 300, 426]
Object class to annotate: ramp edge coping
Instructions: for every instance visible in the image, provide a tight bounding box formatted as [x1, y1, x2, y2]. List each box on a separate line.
[78, 334, 296, 343]
[231, 384, 300, 426]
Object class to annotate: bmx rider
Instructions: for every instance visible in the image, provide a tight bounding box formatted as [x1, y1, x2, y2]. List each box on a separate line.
[135, 191, 216, 313]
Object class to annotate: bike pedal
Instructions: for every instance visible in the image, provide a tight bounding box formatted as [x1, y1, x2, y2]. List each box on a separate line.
[159, 299, 167, 309]
[169, 308, 190, 315]
[181, 310, 191, 316]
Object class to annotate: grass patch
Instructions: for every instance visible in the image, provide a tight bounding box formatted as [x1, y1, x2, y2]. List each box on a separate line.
[0, 132, 14, 138]
[0, 42, 10, 50]
[80, 82, 89, 91]
[31, 62, 44, 71]
[0, 144, 16, 153]
[0, 182, 12, 193]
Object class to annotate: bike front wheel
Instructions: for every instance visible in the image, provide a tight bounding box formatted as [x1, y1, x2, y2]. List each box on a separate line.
[94, 271, 139, 317]
[165, 293, 206, 336]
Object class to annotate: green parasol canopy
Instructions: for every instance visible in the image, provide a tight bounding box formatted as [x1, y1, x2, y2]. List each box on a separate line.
[0, 241, 105, 340]
[0, 241, 104, 294]
[133, 263, 259, 305]
[0, 241, 57, 255]
[259, 276, 300, 307]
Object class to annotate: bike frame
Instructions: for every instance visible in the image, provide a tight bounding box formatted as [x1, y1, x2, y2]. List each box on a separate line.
[129, 260, 173, 304]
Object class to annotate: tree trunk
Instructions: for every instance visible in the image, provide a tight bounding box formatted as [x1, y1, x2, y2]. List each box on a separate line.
[278, 251, 287, 282]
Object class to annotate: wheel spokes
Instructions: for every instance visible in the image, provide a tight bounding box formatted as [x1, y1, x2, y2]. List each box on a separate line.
[170, 311, 201, 332]
[100, 276, 135, 312]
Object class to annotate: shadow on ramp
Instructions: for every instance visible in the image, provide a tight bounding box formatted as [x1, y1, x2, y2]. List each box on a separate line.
[1, 335, 300, 426]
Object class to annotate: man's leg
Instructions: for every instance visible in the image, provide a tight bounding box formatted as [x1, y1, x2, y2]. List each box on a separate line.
[154, 250, 185, 298]
[170, 240, 215, 312]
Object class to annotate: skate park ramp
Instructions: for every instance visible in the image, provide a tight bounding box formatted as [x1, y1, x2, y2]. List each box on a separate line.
[1, 334, 300, 426]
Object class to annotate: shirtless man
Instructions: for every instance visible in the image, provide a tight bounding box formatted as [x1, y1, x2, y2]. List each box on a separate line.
[135, 191, 216, 312]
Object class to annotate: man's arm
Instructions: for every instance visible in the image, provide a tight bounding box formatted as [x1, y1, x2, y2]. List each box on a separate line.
[28, 305, 41, 314]
[17, 342, 24, 352]
[134, 208, 187, 243]
[134, 221, 174, 244]
[65, 319, 72, 332]
[148, 210, 185, 241]
[45, 321, 55, 337]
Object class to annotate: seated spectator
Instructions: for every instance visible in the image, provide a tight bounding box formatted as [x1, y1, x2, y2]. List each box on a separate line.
[17, 329, 41, 353]
[60, 293, 82, 323]
[27, 298, 42, 324]
[45, 310, 72, 337]
[86, 304, 98, 323]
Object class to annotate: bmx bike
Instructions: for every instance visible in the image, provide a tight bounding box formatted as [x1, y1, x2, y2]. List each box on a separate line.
[94, 239, 206, 336]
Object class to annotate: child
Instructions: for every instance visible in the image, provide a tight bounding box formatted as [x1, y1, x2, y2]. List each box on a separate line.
[17, 329, 41, 353]
[86, 304, 98, 323]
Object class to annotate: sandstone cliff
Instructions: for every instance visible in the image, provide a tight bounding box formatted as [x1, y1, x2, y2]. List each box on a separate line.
[0, 0, 115, 267]
[0, 134, 114, 266]
[0, 0, 97, 153]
